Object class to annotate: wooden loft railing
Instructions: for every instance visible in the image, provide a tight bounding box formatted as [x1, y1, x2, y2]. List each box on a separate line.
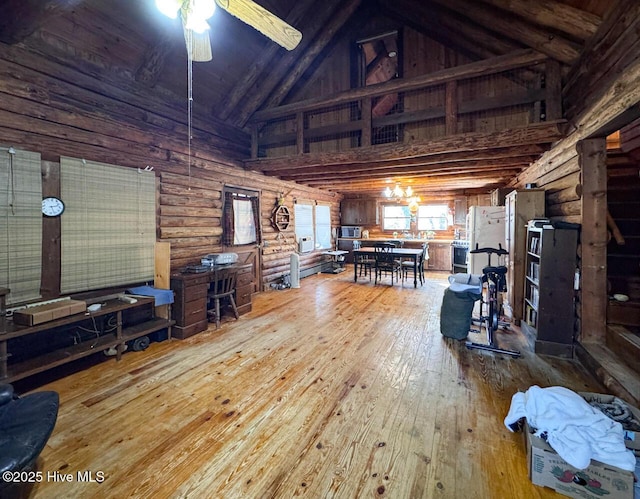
[248, 49, 560, 159]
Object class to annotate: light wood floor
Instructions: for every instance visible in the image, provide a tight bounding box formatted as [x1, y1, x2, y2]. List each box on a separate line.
[22, 269, 603, 498]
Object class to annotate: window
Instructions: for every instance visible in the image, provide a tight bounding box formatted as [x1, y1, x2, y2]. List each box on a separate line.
[382, 203, 450, 232]
[382, 204, 410, 231]
[60, 157, 156, 293]
[222, 187, 261, 247]
[0, 148, 43, 305]
[315, 205, 331, 250]
[417, 204, 449, 231]
[294, 202, 332, 250]
[294, 203, 313, 246]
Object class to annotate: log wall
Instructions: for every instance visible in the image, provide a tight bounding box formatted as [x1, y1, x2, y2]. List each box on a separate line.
[0, 42, 341, 293]
[509, 0, 640, 345]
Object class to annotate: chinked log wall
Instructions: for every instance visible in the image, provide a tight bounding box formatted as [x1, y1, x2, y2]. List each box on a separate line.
[510, 0, 640, 351]
[0, 42, 340, 292]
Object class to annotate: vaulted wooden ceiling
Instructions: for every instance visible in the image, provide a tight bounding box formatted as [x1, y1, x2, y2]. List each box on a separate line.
[0, 0, 618, 196]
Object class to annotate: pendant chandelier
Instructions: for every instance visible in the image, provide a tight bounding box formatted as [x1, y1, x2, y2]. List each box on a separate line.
[383, 183, 421, 213]
[383, 183, 413, 199]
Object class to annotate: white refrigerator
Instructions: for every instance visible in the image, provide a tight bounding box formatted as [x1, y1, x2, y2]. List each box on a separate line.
[467, 206, 506, 275]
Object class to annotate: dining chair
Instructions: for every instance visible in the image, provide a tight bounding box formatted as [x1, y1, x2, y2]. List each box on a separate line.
[207, 267, 239, 328]
[402, 242, 429, 285]
[374, 243, 401, 285]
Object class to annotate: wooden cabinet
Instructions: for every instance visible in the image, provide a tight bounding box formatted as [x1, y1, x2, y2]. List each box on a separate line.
[522, 225, 578, 358]
[453, 198, 467, 226]
[341, 199, 378, 225]
[171, 263, 253, 339]
[235, 264, 254, 315]
[0, 297, 172, 383]
[426, 242, 451, 271]
[504, 189, 545, 324]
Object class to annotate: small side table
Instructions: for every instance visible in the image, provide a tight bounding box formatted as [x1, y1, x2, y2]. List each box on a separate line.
[322, 251, 349, 274]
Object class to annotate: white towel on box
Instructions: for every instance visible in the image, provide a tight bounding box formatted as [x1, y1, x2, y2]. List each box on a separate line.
[504, 385, 636, 471]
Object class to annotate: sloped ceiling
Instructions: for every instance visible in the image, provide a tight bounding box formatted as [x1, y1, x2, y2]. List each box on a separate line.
[0, 0, 618, 195]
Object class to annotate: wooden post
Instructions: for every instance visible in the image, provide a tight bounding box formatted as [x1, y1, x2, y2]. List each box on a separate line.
[296, 112, 305, 155]
[545, 59, 562, 120]
[250, 125, 258, 159]
[361, 97, 372, 147]
[445, 80, 458, 135]
[578, 138, 607, 344]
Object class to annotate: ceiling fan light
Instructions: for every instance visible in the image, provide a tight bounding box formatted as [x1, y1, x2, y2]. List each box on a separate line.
[405, 186, 413, 197]
[186, 16, 210, 33]
[393, 184, 404, 197]
[192, 0, 216, 20]
[155, 0, 180, 19]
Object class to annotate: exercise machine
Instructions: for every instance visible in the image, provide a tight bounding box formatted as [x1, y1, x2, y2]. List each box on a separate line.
[466, 244, 520, 357]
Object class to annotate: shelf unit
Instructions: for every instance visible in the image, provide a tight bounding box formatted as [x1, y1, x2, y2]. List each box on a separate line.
[271, 205, 290, 231]
[504, 189, 545, 324]
[0, 297, 173, 383]
[522, 225, 578, 357]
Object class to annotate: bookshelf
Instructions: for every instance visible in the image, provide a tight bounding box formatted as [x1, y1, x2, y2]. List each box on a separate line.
[522, 224, 579, 357]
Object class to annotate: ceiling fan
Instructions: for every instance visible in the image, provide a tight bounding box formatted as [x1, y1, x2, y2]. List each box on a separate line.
[155, 0, 303, 62]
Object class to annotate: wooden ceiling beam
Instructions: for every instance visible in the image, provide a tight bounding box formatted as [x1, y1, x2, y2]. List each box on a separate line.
[426, 0, 581, 64]
[214, 0, 320, 121]
[256, 145, 543, 174]
[245, 121, 564, 171]
[380, 0, 523, 60]
[250, 49, 546, 123]
[232, 0, 363, 128]
[300, 166, 524, 185]
[477, 0, 601, 42]
[277, 160, 531, 182]
[0, 0, 82, 44]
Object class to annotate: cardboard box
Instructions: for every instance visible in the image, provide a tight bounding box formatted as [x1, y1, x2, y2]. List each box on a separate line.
[13, 299, 87, 326]
[525, 423, 635, 499]
[580, 392, 640, 452]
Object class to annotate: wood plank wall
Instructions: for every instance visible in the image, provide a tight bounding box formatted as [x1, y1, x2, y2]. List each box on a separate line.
[0, 42, 341, 294]
[509, 0, 640, 344]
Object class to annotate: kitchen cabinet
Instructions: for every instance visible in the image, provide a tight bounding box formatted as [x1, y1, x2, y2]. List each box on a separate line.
[453, 198, 467, 226]
[504, 189, 545, 325]
[426, 242, 451, 271]
[341, 199, 378, 225]
[522, 225, 578, 358]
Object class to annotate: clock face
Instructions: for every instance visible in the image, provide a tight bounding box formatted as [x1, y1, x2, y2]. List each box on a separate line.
[42, 197, 65, 217]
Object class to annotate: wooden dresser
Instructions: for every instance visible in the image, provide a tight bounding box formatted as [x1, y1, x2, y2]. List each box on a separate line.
[170, 263, 253, 339]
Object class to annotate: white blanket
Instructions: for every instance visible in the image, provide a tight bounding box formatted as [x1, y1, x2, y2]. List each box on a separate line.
[504, 385, 636, 471]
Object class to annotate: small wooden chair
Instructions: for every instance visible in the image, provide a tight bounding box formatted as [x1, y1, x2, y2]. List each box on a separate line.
[207, 267, 239, 328]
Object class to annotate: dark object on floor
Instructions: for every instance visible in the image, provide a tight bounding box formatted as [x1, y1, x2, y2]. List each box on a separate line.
[0, 384, 59, 495]
[440, 287, 481, 340]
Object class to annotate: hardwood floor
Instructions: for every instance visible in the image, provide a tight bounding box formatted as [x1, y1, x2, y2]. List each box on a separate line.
[21, 269, 604, 498]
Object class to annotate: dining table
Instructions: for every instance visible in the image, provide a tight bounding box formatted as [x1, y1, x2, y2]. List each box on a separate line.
[352, 247, 424, 288]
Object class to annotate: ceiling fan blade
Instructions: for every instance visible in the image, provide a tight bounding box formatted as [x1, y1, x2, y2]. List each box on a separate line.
[182, 25, 213, 61]
[215, 0, 302, 51]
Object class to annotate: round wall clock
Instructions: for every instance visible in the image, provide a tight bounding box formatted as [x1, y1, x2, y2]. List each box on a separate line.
[42, 196, 65, 217]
